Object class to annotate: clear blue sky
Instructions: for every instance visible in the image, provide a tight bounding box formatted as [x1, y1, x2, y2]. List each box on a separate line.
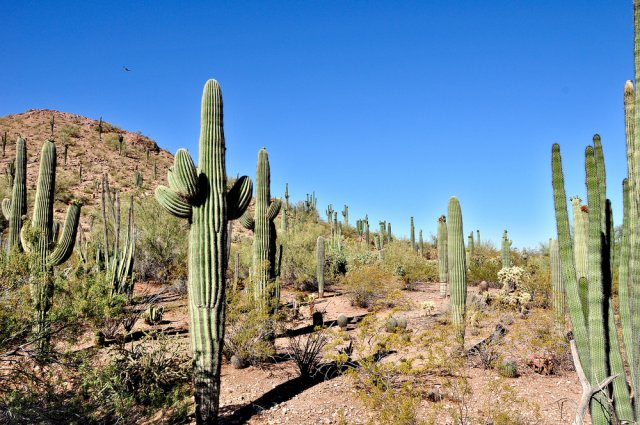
[0, 1, 633, 249]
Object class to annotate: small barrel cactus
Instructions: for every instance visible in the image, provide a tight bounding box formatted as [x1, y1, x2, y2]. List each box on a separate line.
[385, 317, 398, 332]
[395, 316, 408, 330]
[499, 359, 518, 378]
[337, 314, 348, 330]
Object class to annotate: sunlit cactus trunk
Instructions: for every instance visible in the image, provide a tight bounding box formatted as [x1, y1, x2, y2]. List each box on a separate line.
[447, 198, 466, 349]
[155, 80, 252, 424]
[2, 137, 26, 253]
[317, 236, 325, 298]
[437, 215, 448, 297]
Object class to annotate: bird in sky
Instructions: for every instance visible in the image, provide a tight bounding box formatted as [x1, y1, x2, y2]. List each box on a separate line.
[123, 66, 131, 72]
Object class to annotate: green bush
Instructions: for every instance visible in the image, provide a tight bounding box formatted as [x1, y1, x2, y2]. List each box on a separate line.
[380, 241, 437, 288]
[0, 251, 31, 348]
[342, 263, 400, 309]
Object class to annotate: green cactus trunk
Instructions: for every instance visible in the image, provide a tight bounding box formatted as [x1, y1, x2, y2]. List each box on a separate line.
[317, 236, 325, 298]
[418, 229, 423, 257]
[437, 215, 448, 297]
[3, 137, 26, 253]
[476, 229, 480, 247]
[501, 230, 511, 268]
[549, 239, 564, 325]
[155, 80, 252, 424]
[342, 205, 348, 227]
[410, 216, 415, 251]
[387, 222, 392, 243]
[25, 141, 81, 353]
[448, 198, 466, 349]
[240, 148, 281, 308]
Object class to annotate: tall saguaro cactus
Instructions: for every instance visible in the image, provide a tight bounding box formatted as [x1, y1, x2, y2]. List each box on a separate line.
[3, 137, 27, 253]
[22, 141, 81, 352]
[448, 198, 466, 349]
[155, 80, 253, 424]
[240, 148, 281, 306]
[501, 230, 512, 268]
[317, 236, 325, 298]
[342, 205, 348, 227]
[410, 216, 415, 251]
[549, 239, 564, 325]
[437, 215, 448, 297]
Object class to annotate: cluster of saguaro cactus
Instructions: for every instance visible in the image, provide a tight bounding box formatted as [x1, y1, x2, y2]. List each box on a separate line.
[374, 234, 384, 260]
[437, 215, 448, 297]
[447, 198, 466, 349]
[316, 236, 325, 297]
[305, 192, 316, 212]
[3, 137, 26, 253]
[155, 80, 253, 423]
[552, 135, 632, 423]
[240, 148, 281, 307]
[501, 230, 511, 268]
[22, 141, 81, 351]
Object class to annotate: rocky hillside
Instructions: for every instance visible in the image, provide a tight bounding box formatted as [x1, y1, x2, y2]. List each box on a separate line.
[0, 109, 174, 230]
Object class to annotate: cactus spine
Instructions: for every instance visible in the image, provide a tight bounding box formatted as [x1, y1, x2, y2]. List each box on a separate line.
[240, 148, 281, 307]
[437, 215, 448, 297]
[448, 197, 466, 348]
[501, 230, 511, 268]
[317, 236, 325, 298]
[3, 137, 27, 253]
[154, 80, 253, 423]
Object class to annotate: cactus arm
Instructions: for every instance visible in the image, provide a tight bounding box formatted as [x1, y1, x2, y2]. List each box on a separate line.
[239, 211, 255, 230]
[47, 202, 81, 267]
[551, 144, 591, 378]
[267, 198, 281, 221]
[171, 149, 200, 199]
[227, 175, 253, 220]
[20, 223, 32, 253]
[2, 199, 10, 220]
[155, 186, 192, 219]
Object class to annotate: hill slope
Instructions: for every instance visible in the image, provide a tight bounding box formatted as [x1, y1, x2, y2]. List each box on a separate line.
[0, 109, 174, 228]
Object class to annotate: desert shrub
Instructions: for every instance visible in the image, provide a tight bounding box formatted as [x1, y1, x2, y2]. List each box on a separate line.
[468, 254, 501, 286]
[134, 197, 188, 283]
[381, 241, 437, 288]
[287, 330, 329, 379]
[59, 124, 81, 140]
[520, 254, 551, 308]
[0, 251, 31, 347]
[223, 290, 277, 364]
[342, 263, 400, 309]
[475, 379, 541, 424]
[81, 333, 191, 421]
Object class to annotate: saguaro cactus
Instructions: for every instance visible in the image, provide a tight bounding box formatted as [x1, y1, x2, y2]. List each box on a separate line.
[549, 238, 564, 325]
[240, 148, 281, 306]
[317, 236, 325, 298]
[448, 198, 466, 349]
[501, 230, 512, 268]
[23, 141, 82, 352]
[387, 222, 392, 243]
[2, 137, 27, 253]
[476, 229, 480, 247]
[342, 205, 348, 227]
[437, 215, 448, 297]
[155, 80, 253, 424]
[419, 229, 424, 257]
[410, 216, 415, 251]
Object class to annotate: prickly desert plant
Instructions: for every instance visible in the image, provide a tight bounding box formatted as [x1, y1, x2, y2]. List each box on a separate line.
[437, 215, 448, 297]
[501, 230, 512, 268]
[2, 137, 26, 253]
[155, 80, 253, 423]
[240, 148, 281, 308]
[448, 197, 467, 349]
[317, 236, 325, 297]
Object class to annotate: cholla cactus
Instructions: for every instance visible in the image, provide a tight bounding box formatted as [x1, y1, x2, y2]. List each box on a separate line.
[497, 266, 524, 293]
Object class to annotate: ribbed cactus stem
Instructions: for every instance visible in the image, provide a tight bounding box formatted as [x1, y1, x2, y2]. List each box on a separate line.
[619, 179, 635, 396]
[476, 229, 480, 247]
[501, 230, 511, 268]
[448, 197, 466, 349]
[550, 239, 564, 324]
[437, 215, 448, 297]
[241, 148, 281, 307]
[317, 236, 325, 298]
[342, 205, 348, 227]
[387, 222, 392, 243]
[410, 216, 415, 251]
[3, 137, 26, 253]
[418, 229, 423, 257]
[154, 80, 252, 423]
